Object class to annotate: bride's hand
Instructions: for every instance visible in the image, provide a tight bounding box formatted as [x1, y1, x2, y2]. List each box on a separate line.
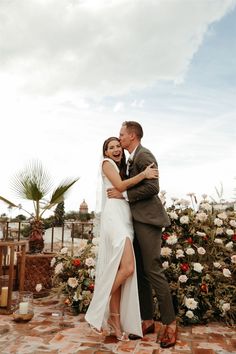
[143, 163, 159, 179]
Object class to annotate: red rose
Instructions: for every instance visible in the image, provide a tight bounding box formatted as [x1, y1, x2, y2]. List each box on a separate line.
[232, 234, 236, 242]
[162, 233, 169, 240]
[88, 283, 94, 291]
[200, 284, 208, 293]
[72, 259, 81, 267]
[180, 263, 189, 272]
[187, 237, 193, 244]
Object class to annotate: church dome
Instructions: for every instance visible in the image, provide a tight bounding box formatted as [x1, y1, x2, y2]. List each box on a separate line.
[79, 199, 88, 214]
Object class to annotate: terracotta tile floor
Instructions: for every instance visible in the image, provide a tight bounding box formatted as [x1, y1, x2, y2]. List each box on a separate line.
[0, 296, 235, 354]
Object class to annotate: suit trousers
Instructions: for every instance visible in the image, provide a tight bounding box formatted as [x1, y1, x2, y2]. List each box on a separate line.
[133, 220, 175, 325]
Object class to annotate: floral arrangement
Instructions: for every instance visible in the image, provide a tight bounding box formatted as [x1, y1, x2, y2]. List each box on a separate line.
[51, 194, 235, 325]
[157, 194, 236, 326]
[51, 239, 98, 313]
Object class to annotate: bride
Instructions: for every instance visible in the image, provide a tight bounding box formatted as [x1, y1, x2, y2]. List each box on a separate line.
[85, 136, 158, 341]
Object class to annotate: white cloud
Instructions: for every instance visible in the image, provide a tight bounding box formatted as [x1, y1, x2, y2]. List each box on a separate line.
[0, 0, 235, 97]
[113, 101, 125, 112]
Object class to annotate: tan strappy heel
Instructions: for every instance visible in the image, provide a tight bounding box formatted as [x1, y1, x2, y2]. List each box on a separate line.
[107, 313, 129, 341]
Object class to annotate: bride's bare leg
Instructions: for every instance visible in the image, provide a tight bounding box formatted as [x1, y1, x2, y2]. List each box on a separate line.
[110, 238, 134, 295]
[110, 286, 121, 314]
[107, 238, 134, 340]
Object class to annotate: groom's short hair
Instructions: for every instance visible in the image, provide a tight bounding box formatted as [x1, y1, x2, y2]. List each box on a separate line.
[122, 121, 143, 140]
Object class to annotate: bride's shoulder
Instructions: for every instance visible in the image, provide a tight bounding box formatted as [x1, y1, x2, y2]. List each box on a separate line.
[101, 158, 118, 173]
[102, 157, 115, 165]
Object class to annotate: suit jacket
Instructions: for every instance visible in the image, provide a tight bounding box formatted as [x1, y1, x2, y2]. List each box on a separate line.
[127, 144, 170, 227]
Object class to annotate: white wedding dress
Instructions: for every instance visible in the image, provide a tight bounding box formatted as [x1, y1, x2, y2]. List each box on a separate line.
[85, 158, 142, 337]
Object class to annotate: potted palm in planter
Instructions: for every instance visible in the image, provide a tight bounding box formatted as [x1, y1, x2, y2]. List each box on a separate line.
[0, 160, 79, 253]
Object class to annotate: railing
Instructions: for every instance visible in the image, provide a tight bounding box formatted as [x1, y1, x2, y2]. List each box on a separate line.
[0, 221, 94, 253]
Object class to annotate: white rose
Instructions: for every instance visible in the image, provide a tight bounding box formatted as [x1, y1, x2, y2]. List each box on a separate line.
[193, 262, 204, 273]
[186, 248, 195, 255]
[55, 262, 64, 275]
[226, 229, 234, 236]
[185, 310, 194, 319]
[197, 247, 206, 255]
[223, 268, 231, 277]
[168, 211, 178, 220]
[180, 215, 189, 224]
[229, 219, 236, 228]
[214, 238, 223, 244]
[166, 234, 178, 245]
[231, 255, 236, 264]
[222, 303, 230, 313]
[50, 257, 56, 267]
[196, 231, 206, 237]
[216, 227, 224, 235]
[184, 297, 198, 310]
[162, 261, 169, 269]
[60, 247, 68, 254]
[179, 275, 188, 283]
[200, 203, 212, 212]
[161, 247, 172, 257]
[196, 212, 208, 222]
[226, 241, 233, 249]
[68, 277, 79, 288]
[217, 212, 228, 220]
[176, 249, 185, 259]
[213, 262, 221, 268]
[35, 283, 42, 292]
[85, 257, 95, 267]
[214, 218, 223, 227]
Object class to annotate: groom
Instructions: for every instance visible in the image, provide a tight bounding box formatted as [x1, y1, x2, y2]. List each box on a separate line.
[108, 121, 177, 348]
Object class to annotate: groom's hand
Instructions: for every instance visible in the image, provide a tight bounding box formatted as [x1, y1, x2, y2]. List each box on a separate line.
[107, 187, 124, 199]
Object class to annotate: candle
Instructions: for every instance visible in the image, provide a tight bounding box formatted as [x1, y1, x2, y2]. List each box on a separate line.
[0, 286, 8, 307]
[19, 301, 29, 314]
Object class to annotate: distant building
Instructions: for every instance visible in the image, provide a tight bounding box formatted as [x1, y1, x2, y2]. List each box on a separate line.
[79, 199, 88, 214]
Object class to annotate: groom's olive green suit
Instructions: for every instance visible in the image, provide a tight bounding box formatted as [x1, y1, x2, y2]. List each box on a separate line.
[127, 144, 175, 324]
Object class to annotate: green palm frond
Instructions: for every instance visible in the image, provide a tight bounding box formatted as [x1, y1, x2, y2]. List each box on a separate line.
[11, 160, 52, 201]
[40, 178, 79, 217]
[0, 196, 18, 208]
[1, 160, 79, 221]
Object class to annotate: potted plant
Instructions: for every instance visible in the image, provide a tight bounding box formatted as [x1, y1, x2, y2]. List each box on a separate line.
[0, 160, 79, 253]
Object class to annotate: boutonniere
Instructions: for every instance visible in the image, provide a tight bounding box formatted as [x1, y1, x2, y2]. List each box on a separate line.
[128, 157, 133, 165]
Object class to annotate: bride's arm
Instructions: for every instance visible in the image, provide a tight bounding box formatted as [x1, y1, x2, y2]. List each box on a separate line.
[102, 160, 158, 193]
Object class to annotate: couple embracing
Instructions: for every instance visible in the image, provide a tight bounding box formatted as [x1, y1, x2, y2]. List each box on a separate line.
[85, 121, 177, 348]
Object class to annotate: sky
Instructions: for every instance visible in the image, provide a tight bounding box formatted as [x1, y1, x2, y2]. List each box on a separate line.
[0, 0, 236, 217]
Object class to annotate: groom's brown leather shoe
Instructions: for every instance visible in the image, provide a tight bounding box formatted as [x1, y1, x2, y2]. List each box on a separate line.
[160, 325, 177, 348]
[128, 322, 155, 340]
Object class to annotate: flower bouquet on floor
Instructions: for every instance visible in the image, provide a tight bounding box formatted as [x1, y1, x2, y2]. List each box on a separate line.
[51, 238, 99, 314]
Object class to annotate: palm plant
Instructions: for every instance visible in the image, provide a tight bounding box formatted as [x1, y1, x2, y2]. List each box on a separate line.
[0, 160, 79, 253]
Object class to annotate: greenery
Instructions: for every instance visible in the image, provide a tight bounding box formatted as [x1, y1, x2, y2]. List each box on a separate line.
[54, 201, 65, 226]
[0, 160, 79, 252]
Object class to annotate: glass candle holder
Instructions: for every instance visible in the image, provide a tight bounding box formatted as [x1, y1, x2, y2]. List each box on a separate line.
[0, 275, 9, 308]
[13, 291, 34, 322]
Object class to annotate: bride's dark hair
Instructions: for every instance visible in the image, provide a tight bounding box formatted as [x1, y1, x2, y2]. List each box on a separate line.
[102, 137, 127, 180]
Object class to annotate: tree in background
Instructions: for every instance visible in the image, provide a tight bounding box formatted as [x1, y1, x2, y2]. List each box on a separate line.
[0, 160, 79, 253]
[54, 201, 65, 226]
